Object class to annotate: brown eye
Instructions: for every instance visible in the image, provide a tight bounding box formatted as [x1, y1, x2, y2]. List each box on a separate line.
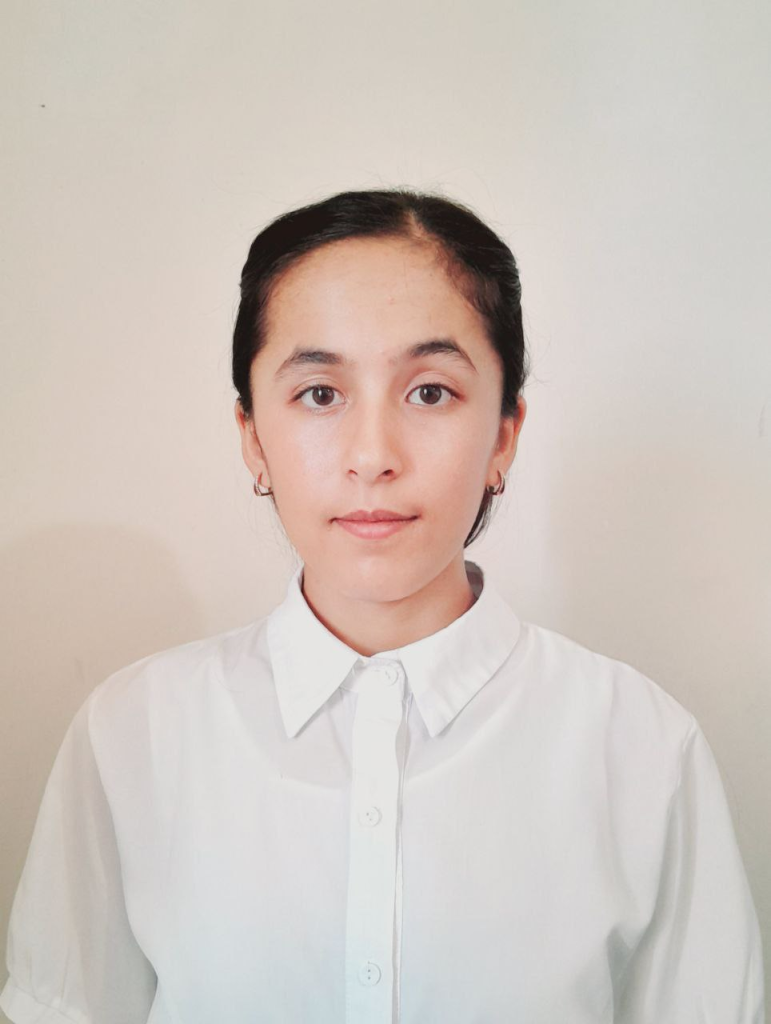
[294, 385, 341, 409]
[407, 383, 457, 407]
[309, 387, 335, 407]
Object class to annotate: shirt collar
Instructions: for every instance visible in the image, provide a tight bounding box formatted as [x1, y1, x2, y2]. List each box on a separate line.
[266, 559, 522, 740]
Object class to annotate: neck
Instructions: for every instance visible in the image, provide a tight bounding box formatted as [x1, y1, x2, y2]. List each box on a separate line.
[300, 554, 478, 657]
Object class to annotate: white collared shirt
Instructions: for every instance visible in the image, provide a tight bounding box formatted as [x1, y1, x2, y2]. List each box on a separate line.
[1, 559, 765, 1023]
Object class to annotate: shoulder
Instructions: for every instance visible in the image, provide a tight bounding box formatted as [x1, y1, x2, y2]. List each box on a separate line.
[85, 617, 269, 734]
[518, 618, 697, 760]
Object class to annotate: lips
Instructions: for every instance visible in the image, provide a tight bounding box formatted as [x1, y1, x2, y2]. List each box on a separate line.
[335, 516, 418, 539]
[336, 509, 417, 523]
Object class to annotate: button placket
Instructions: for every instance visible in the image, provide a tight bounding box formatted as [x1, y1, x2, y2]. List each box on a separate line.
[345, 661, 406, 1022]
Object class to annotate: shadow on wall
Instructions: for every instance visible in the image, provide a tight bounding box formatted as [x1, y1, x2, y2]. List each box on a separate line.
[0, 522, 204, 982]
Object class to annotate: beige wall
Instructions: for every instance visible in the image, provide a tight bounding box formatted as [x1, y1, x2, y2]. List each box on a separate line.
[2, 0, 769, 1017]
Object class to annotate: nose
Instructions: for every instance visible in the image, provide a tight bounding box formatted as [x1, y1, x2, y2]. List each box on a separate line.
[345, 394, 404, 484]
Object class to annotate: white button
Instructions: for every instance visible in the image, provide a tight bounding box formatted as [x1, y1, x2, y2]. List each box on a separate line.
[358, 805, 382, 827]
[380, 664, 400, 685]
[358, 960, 382, 986]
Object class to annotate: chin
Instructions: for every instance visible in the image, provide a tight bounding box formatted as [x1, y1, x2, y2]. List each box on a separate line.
[336, 556, 432, 595]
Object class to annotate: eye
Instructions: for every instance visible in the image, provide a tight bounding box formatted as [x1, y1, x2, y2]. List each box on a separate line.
[292, 385, 342, 410]
[406, 382, 458, 407]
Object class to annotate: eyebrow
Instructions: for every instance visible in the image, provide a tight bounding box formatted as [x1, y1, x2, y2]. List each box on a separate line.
[273, 338, 478, 381]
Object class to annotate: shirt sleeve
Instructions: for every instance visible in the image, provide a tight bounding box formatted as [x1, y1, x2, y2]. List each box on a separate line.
[0, 688, 157, 1024]
[615, 717, 766, 1023]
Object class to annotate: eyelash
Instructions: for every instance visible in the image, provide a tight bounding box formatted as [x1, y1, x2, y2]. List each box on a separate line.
[290, 381, 460, 410]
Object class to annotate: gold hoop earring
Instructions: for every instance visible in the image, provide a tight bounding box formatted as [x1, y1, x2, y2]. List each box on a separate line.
[486, 470, 506, 496]
[253, 473, 273, 497]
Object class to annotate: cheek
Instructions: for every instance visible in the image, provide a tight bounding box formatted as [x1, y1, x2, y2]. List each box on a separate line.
[415, 428, 491, 522]
[266, 421, 338, 477]
[424, 424, 488, 477]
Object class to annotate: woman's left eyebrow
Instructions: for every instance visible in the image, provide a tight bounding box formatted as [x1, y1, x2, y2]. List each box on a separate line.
[273, 338, 477, 380]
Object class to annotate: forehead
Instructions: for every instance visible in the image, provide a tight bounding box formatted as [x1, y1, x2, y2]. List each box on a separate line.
[264, 236, 483, 342]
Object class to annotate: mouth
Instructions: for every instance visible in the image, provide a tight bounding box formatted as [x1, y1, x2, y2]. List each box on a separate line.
[333, 516, 419, 539]
[336, 508, 418, 523]
[337, 515, 417, 523]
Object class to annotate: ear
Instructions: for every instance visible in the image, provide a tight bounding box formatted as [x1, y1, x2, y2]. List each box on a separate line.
[488, 396, 527, 486]
[234, 400, 270, 485]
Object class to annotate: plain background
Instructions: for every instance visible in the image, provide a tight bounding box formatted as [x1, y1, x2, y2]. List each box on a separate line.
[1, 1, 769, 1018]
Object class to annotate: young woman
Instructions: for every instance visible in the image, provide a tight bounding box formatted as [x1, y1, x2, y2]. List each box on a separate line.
[1, 189, 764, 1023]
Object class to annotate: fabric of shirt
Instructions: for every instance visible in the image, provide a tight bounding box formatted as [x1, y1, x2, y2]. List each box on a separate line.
[1, 558, 765, 1024]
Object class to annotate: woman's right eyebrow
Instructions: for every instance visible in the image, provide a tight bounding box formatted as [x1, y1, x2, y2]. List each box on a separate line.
[273, 338, 477, 381]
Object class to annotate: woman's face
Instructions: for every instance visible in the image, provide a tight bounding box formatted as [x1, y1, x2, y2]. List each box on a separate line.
[236, 235, 526, 603]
